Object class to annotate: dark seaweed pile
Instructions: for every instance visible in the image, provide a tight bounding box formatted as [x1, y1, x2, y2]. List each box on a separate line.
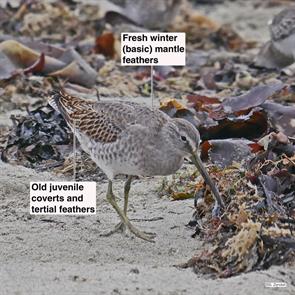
[1, 105, 71, 169]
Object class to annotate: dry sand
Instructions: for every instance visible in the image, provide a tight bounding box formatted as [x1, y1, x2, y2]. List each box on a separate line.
[0, 161, 294, 295]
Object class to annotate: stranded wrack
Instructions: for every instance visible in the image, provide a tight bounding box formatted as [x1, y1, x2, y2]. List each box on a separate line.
[1, 105, 71, 170]
[171, 134, 295, 278]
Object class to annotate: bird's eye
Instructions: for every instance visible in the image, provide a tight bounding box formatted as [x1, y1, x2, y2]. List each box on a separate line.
[181, 135, 187, 142]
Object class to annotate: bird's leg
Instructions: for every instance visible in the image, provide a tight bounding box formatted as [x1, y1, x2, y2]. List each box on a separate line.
[123, 175, 132, 215]
[102, 180, 156, 242]
[100, 176, 132, 235]
[105, 176, 133, 234]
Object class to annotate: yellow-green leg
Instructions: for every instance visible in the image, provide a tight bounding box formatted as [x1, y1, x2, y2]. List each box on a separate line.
[100, 176, 132, 235]
[123, 175, 132, 216]
[102, 179, 156, 242]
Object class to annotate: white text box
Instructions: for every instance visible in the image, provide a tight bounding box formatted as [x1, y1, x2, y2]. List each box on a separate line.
[30, 182, 96, 215]
[121, 32, 186, 66]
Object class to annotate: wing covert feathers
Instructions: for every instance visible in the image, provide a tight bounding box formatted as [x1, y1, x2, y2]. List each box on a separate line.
[48, 90, 121, 143]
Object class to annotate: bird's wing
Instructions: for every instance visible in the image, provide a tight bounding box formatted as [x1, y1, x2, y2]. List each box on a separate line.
[49, 90, 168, 143]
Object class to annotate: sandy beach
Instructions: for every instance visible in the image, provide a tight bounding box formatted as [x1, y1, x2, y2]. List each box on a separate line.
[0, 161, 294, 294]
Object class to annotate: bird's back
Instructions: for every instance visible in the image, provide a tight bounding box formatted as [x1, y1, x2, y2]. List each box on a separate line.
[270, 8, 295, 41]
[49, 90, 169, 142]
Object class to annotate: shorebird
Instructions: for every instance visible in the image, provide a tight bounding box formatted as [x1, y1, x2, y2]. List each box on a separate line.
[49, 90, 224, 242]
[270, 7, 295, 59]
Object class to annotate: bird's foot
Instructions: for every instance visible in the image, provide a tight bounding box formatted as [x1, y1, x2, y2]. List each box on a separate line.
[100, 222, 126, 237]
[126, 222, 156, 243]
[100, 221, 155, 242]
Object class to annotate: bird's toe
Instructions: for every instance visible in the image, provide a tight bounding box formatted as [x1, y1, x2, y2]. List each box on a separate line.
[100, 222, 126, 237]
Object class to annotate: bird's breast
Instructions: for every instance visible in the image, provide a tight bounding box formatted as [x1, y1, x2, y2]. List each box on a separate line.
[273, 34, 295, 58]
[140, 149, 185, 176]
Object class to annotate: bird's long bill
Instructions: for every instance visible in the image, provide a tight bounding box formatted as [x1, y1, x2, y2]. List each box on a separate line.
[191, 152, 225, 209]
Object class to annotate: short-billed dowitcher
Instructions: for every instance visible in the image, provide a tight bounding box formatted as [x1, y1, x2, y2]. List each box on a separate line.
[49, 90, 224, 242]
[270, 7, 295, 59]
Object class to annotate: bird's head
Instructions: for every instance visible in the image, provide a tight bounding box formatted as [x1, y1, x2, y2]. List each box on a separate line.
[169, 118, 200, 157]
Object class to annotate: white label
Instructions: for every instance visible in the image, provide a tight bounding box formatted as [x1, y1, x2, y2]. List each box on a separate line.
[30, 182, 96, 215]
[121, 32, 186, 66]
[265, 282, 287, 288]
